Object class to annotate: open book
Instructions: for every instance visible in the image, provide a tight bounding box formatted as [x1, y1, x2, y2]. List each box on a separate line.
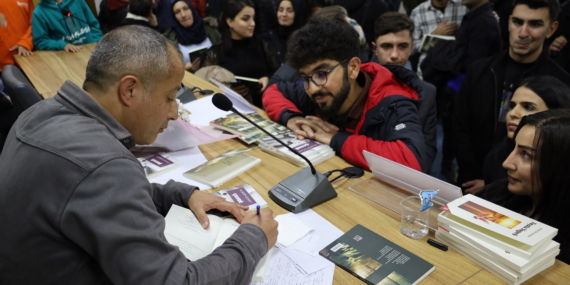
[164, 205, 273, 282]
[420, 34, 455, 53]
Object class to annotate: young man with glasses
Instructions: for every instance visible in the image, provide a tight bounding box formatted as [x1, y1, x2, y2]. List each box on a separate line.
[262, 18, 428, 172]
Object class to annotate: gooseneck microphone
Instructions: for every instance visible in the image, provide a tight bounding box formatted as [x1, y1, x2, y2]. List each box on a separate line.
[212, 93, 316, 175]
[211, 93, 337, 213]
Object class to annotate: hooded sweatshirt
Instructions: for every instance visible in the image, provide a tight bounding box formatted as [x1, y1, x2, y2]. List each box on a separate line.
[32, 0, 102, 50]
[0, 0, 34, 72]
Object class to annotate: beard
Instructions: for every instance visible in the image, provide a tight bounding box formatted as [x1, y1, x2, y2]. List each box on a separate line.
[311, 68, 351, 118]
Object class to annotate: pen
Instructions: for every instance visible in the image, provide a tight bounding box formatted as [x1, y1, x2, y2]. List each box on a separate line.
[256, 205, 260, 215]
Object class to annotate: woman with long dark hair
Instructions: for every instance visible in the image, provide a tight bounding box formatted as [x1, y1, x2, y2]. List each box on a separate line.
[263, 0, 309, 64]
[477, 109, 570, 264]
[464, 75, 570, 194]
[201, 0, 278, 108]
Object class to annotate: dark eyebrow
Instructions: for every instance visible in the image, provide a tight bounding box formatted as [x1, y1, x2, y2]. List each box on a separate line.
[309, 63, 333, 73]
[518, 145, 537, 152]
[528, 19, 545, 25]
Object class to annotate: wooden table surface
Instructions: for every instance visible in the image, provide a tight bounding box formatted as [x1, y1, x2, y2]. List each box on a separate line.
[14, 43, 221, 98]
[14, 43, 570, 285]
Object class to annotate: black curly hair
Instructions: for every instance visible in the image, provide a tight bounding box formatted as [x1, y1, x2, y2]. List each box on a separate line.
[287, 18, 359, 70]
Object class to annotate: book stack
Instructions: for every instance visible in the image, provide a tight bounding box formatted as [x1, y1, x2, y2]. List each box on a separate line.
[435, 194, 559, 285]
[210, 113, 335, 167]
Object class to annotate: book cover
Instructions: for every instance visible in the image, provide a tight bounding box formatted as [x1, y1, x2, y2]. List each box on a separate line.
[183, 148, 261, 188]
[210, 184, 268, 211]
[258, 129, 335, 167]
[420, 34, 455, 53]
[137, 152, 183, 177]
[441, 194, 557, 247]
[319, 224, 434, 285]
[210, 113, 288, 144]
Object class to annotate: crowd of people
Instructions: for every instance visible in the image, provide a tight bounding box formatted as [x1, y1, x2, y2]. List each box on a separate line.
[1, 0, 570, 283]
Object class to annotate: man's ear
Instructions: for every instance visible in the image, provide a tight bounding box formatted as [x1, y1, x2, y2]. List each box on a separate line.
[348, 57, 361, 80]
[546, 20, 559, 39]
[371, 41, 377, 50]
[118, 76, 140, 107]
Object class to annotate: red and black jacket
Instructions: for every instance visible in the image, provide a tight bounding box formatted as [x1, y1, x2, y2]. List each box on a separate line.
[262, 62, 427, 172]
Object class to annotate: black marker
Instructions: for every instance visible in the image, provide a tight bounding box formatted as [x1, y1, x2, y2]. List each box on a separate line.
[428, 238, 448, 251]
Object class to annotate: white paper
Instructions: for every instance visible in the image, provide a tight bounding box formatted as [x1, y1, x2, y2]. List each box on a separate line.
[275, 214, 313, 247]
[289, 232, 320, 256]
[250, 250, 334, 285]
[148, 147, 211, 190]
[210, 78, 256, 113]
[184, 96, 233, 126]
[275, 209, 343, 275]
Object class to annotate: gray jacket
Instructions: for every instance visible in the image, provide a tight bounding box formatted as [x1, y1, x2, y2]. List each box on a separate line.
[0, 81, 267, 285]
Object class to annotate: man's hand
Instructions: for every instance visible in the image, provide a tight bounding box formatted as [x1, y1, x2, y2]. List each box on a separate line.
[287, 116, 339, 140]
[188, 190, 249, 229]
[549, 35, 567, 56]
[431, 19, 458, 36]
[462, 179, 485, 195]
[259, 76, 269, 91]
[242, 209, 278, 250]
[9, 45, 33, 57]
[0, 13, 6, 28]
[64, 44, 82, 53]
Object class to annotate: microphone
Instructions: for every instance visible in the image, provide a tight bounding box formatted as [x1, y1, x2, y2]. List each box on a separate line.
[212, 93, 316, 175]
[212, 93, 337, 213]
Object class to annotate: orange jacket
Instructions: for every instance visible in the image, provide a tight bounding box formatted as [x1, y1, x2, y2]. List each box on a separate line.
[0, 0, 34, 72]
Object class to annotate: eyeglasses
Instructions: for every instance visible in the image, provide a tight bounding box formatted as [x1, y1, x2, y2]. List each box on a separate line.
[296, 59, 349, 90]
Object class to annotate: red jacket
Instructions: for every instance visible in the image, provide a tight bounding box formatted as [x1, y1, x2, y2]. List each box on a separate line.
[262, 62, 426, 171]
[0, 0, 34, 72]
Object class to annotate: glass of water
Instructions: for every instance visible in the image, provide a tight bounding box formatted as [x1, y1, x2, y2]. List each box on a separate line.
[400, 196, 430, 239]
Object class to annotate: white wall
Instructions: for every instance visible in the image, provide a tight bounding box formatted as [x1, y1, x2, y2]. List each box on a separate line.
[94, 0, 102, 14]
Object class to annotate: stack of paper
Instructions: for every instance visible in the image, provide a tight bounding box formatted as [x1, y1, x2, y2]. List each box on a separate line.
[436, 195, 559, 285]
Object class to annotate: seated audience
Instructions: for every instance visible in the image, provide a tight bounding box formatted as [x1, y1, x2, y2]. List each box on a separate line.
[262, 19, 427, 171]
[410, 0, 468, 76]
[201, 0, 278, 108]
[0, 0, 34, 71]
[454, 0, 570, 194]
[372, 12, 437, 173]
[97, 0, 128, 34]
[32, 0, 103, 52]
[477, 109, 570, 264]
[478, 76, 570, 192]
[163, 0, 221, 70]
[264, 0, 309, 64]
[119, 0, 159, 29]
[0, 25, 278, 284]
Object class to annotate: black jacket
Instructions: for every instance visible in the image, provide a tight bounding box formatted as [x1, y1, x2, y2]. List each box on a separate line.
[422, 2, 501, 87]
[453, 50, 570, 184]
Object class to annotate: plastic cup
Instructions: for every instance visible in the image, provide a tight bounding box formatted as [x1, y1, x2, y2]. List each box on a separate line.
[400, 196, 430, 239]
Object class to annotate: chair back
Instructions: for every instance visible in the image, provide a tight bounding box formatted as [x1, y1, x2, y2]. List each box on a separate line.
[1, 65, 42, 114]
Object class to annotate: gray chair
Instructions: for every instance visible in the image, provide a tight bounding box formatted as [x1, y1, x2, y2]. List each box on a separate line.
[1, 65, 42, 114]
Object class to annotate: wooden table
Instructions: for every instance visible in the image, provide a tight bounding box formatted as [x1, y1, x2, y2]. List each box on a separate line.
[14, 43, 221, 98]
[14, 43, 570, 285]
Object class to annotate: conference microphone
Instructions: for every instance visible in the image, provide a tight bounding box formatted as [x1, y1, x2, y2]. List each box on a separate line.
[211, 93, 337, 213]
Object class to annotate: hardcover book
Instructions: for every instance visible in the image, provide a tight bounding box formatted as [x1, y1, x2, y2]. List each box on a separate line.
[440, 194, 557, 247]
[210, 113, 288, 144]
[210, 184, 268, 212]
[319, 224, 434, 285]
[183, 148, 261, 188]
[164, 205, 273, 282]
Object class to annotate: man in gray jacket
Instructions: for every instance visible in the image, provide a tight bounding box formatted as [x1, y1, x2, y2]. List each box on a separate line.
[0, 25, 278, 285]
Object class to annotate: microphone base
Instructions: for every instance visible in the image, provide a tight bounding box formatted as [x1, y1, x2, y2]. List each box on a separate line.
[268, 167, 337, 213]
